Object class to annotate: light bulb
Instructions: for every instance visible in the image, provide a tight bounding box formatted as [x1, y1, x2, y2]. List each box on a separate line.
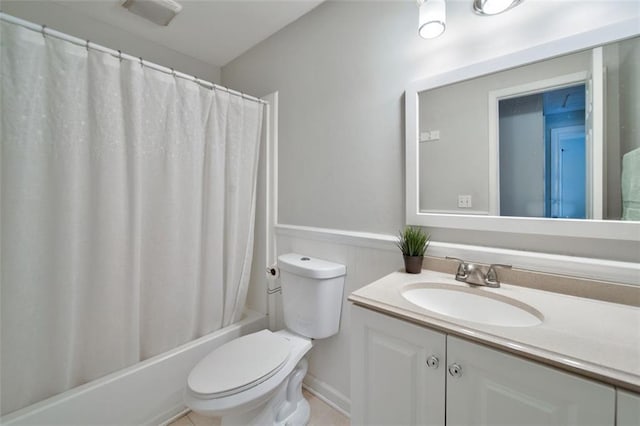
[419, 0, 446, 39]
[473, 0, 523, 16]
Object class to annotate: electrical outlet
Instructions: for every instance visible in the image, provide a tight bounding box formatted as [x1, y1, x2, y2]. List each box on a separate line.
[458, 195, 472, 208]
[420, 130, 441, 142]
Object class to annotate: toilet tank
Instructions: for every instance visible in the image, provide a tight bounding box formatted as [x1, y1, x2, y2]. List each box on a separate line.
[277, 253, 346, 339]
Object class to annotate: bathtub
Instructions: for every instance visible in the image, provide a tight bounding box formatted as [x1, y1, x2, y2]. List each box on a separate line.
[1, 310, 268, 425]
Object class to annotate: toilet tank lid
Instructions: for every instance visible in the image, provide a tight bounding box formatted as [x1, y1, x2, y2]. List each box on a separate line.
[278, 253, 346, 279]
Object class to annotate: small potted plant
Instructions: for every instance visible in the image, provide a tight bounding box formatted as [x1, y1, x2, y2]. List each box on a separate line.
[396, 226, 430, 274]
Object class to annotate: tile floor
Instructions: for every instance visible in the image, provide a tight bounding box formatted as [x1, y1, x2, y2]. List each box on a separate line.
[167, 389, 350, 426]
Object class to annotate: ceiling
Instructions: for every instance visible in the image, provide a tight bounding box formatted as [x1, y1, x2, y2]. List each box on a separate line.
[43, 0, 324, 67]
[6, 1, 635, 71]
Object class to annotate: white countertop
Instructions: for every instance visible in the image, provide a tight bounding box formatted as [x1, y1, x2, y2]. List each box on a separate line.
[348, 269, 640, 393]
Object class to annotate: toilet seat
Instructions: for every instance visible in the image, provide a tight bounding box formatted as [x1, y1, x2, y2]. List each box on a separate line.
[184, 329, 313, 419]
[187, 330, 291, 399]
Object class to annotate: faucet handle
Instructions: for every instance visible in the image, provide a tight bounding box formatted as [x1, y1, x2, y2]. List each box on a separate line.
[485, 264, 512, 286]
[445, 256, 468, 279]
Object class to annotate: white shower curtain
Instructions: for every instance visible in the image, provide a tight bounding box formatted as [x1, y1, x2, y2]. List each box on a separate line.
[0, 21, 263, 414]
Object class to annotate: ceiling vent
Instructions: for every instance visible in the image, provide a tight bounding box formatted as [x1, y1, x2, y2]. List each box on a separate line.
[122, 0, 183, 26]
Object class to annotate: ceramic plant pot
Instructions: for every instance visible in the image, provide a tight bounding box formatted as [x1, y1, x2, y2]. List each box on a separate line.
[403, 255, 424, 274]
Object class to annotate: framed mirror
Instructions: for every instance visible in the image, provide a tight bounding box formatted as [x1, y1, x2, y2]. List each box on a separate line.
[405, 18, 640, 241]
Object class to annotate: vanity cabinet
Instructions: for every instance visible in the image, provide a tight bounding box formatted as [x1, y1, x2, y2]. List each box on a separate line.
[351, 305, 617, 426]
[446, 336, 615, 426]
[617, 390, 640, 426]
[351, 305, 446, 425]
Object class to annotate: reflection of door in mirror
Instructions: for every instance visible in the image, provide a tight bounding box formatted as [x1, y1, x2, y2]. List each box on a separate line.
[550, 125, 586, 219]
[498, 85, 587, 219]
[490, 70, 594, 219]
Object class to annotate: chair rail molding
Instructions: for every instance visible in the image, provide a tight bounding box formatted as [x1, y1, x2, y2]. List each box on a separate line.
[275, 224, 639, 285]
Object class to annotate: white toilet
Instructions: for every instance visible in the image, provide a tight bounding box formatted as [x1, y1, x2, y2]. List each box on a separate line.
[184, 253, 346, 425]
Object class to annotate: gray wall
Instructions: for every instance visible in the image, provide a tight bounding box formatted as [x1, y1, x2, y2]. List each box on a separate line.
[223, 1, 639, 262]
[226, 2, 409, 234]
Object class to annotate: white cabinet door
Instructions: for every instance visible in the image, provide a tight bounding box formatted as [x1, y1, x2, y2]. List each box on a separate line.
[446, 336, 615, 426]
[617, 389, 640, 426]
[351, 305, 446, 426]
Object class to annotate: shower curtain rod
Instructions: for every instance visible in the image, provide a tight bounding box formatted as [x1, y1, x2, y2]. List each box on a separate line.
[0, 12, 267, 105]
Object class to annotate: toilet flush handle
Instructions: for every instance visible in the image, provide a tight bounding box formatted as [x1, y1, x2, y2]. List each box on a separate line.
[266, 263, 282, 294]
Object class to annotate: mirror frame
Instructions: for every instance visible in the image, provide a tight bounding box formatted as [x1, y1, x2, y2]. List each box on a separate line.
[405, 17, 640, 241]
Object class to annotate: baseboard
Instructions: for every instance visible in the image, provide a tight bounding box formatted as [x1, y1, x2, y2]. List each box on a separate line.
[153, 406, 189, 426]
[302, 374, 350, 418]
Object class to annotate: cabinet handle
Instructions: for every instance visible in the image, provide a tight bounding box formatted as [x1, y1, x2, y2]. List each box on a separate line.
[426, 355, 439, 369]
[448, 363, 463, 378]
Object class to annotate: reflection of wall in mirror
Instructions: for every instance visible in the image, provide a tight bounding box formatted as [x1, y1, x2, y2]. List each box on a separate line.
[619, 38, 640, 221]
[604, 36, 639, 220]
[619, 38, 640, 155]
[418, 50, 590, 214]
[499, 94, 545, 217]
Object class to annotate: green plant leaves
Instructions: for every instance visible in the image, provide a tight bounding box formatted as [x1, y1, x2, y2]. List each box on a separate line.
[396, 226, 430, 256]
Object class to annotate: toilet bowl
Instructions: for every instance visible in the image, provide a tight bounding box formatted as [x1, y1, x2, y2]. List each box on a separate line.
[184, 254, 346, 425]
[184, 329, 312, 424]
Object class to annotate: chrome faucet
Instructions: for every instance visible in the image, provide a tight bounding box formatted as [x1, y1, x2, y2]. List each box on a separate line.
[445, 257, 512, 288]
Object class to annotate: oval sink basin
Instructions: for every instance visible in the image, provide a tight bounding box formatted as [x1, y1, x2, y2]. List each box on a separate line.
[401, 284, 543, 327]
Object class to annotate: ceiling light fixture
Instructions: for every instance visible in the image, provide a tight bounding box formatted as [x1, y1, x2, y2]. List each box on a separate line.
[122, 0, 183, 26]
[473, 0, 524, 16]
[418, 0, 446, 39]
